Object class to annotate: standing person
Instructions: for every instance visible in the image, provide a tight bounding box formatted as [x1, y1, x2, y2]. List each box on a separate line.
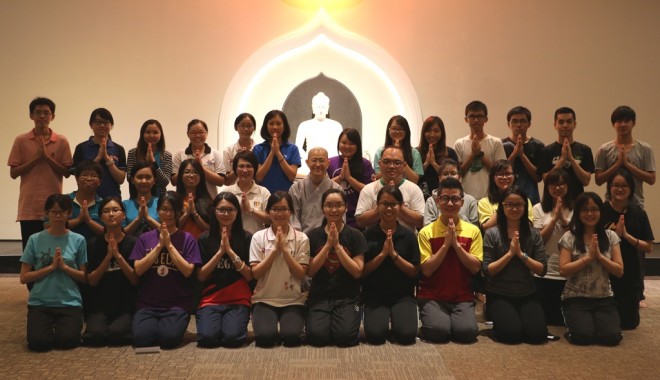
[19, 194, 87, 351]
[602, 169, 654, 327]
[502, 106, 544, 204]
[72, 108, 126, 198]
[196, 193, 253, 347]
[219, 151, 271, 234]
[532, 169, 574, 326]
[537, 107, 594, 201]
[478, 160, 533, 231]
[327, 128, 375, 229]
[249, 192, 309, 347]
[175, 159, 212, 239]
[559, 192, 623, 346]
[424, 159, 478, 226]
[417, 116, 458, 199]
[8, 97, 72, 250]
[130, 191, 202, 349]
[355, 146, 425, 231]
[253, 110, 301, 193]
[171, 119, 226, 197]
[362, 185, 419, 345]
[67, 160, 104, 239]
[454, 100, 506, 200]
[122, 161, 160, 236]
[305, 189, 366, 347]
[223, 113, 256, 185]
[289, 147, 343, 234]
[595, 106, 655, 207]
[373, 115, 423, 184]
[126, 119, 172, 197]
[84, 197, 138, 346]
[482, 188, 548, 344]
[418, 178, 482, 343]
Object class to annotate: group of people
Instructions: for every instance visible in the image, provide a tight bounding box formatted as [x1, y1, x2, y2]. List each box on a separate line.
[9, 97, 655, 351]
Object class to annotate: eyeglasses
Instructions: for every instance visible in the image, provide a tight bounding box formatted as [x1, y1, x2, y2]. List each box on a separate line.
[269, 207, 290, 214]
[466, 114, 486, 121]
[496, 173, 514, 179]
[503, 202, 525, 210]
[237, 123, 254, 130]
[183, 170, 199, 176]
[101, 208, 122, 214]
[388, 127, 404, 133]
[47, 209, 67, 216]
[381, 160, 403, 168]
[215, 207, 237, 215]
[551, 183, 567, 189]
[188, 131, 207, 136]
[92, 119, 111, 126]
[323, 203, 345, 210]
[436, 195, 463, 205]
[309, 158, 327, 164]
[610, 184, 630, 190]
[378, 202, 400, 209]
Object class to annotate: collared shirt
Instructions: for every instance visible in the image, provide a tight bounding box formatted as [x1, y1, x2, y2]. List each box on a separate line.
[219, 181, 271, 234]
[8, 128, 72, 220]
[172, 143, 226, 197]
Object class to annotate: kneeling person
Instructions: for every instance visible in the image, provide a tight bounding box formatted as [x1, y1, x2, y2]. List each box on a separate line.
[418, 178, 483, 343]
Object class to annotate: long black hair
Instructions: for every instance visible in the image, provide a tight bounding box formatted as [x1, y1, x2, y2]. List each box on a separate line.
[384, 115, 414, 168]
[568, 192, 610, 254]
[135, 119, 166, 163]
[495, 187, 532, 246]
[336, 128, 365, 181]
[320, 188, 347, 227]
[206, 192, 248, 259]
[417, 116, 449, 165]
[175, 159, 212, 225]
[487, 160, 513, 204]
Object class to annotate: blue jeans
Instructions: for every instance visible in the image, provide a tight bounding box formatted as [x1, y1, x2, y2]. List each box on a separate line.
[196, 304, 250, 347]
[132, 308, 190, 348]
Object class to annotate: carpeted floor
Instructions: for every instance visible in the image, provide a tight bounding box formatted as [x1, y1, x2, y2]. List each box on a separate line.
[1, 275, 659, 379]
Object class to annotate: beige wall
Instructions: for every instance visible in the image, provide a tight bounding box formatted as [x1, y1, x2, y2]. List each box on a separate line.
[1, 0, 659, 239]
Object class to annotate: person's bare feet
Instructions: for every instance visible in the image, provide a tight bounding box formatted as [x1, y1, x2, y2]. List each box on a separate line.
[639, 300, 648, 308]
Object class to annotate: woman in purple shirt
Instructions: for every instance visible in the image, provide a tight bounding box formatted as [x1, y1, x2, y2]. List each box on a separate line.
[130, 191, 201, 349]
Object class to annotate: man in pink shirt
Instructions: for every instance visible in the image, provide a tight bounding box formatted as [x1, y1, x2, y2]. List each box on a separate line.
[8, 97, 72, 249]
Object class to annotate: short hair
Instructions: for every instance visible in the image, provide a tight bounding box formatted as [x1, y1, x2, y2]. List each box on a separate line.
[44, 193, 73, 213]
[232, 150, 260, 174]
[554, 107, 576, 121]
[260, 110, 291, 142]
[321, 188, 346, 206]
[234, 113, 256, 130]
[540, 169, 573, 213]
[187, 119, 208, 132]
[158, 191, 184, 227]
[266, 191, 294, 212]
[607, 168, 636, 201]
[487, 159, 513, 204]
[29, 97, 55, 114]
[74, 160, 103, 179]
[507, 106, 531, 123]
[438, 158, 460, 173]
[136, 119, 166, 160]
[465, 100, 488, 117]
[436, 177, 464, 198]
[89, 108, 114, 125]
[376, 184, 403, 204]
[611, 105, 636, 124]
[381, 145, 405, 160]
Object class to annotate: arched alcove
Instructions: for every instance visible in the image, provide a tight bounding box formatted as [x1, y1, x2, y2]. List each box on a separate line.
[218, 9, 421, 160]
